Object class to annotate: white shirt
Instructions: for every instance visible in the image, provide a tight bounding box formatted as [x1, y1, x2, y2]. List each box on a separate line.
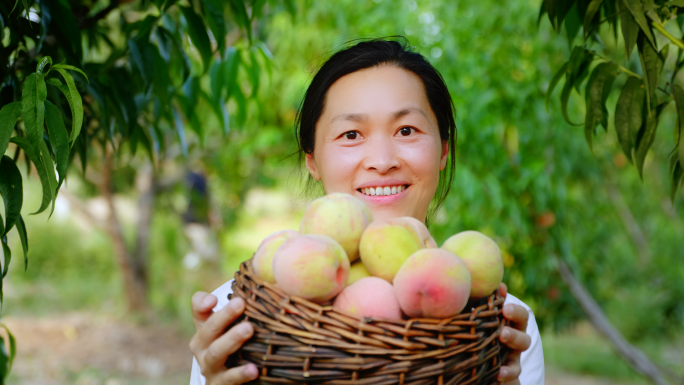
[190, 280, 544, 385]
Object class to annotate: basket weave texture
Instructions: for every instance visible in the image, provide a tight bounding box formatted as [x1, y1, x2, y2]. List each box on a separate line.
[226, 261, 509, 384]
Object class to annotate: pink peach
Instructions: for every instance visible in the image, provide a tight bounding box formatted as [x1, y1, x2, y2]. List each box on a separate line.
[272, 234, 350, 303]
[441, 231, 504, 299]
[300, 193, 373, 262]
[333, 277, 403, 321]
[393, 248, 471, 319]
[251, 230, 299, 283]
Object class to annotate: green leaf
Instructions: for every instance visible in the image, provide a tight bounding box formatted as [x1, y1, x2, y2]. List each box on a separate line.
[561, 76, 582, 125]
[666, 1, 684, 6]
[209, 59, 224, 102]
[128, 38, 155, 89]
[53, 69, 84, 146]
[10, 137, 51, 214]
[204, 1, 227, 53]
[583, 0, 604, 38]
[0, 324, 16, 373]
[9, 0, 20, 16]
[248, 50, 260, 97]
[51, 64, 89, 83]
[223, 47, 241, 100]
[555, 0, 575, 32]
[546, 63, 569, 112]
[560, 47, 593, 126]
[622, 0, 656, 48]
[36, 56, 52, 79]
[44, 100, 69, 189]
[180, 6, 213, 74]
[629, 83, 646, 160]
[172, 108, 188, 158]
[0, 156, 22, 236]
[565, 4, 581, 46]
[671, 161, 684, 202]
[49, 0, 83, 61]
[0, 102, 22, 156]
[618, 0, 640, 59]
[21, 73, 48, 164]
[673, 84, 684, 167]
[638, 32, 668, 112]
[1, 235, 10, 303]
[15, 215, 28, 271]
[228, 0, 252, 42]
[541, 0, 553, 27]
[615, 77, 643, 163]
[584, 62, 619, 153]
[635, 102, 666, 178]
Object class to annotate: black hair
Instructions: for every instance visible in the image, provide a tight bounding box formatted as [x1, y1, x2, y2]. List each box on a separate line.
[295, 36, 457, 224]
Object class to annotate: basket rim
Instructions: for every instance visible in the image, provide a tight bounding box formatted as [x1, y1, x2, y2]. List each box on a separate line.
[234, 260, 506, 328]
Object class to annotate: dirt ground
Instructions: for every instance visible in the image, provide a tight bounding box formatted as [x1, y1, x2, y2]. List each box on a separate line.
[3, 312, 627, 385]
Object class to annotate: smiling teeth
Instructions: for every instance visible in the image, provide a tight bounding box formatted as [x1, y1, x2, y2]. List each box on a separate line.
[361, 185, 406, 196]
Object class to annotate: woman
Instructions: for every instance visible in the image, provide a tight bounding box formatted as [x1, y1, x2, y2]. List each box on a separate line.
[189, 38, 544, 385]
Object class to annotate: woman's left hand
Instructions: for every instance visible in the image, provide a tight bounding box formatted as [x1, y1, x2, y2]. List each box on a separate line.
[497, 282, 531, 384]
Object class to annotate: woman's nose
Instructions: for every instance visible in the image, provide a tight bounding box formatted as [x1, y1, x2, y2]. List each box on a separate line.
[362, 135, 401, 174]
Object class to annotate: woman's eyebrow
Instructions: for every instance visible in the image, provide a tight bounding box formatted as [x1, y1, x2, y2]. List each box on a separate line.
[330, 107, 428, 123]
[392, 107, 428, 121]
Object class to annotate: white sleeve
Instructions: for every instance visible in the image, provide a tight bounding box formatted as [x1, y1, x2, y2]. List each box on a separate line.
[504, 294, 545, 385]
[189, 280, 235, 385]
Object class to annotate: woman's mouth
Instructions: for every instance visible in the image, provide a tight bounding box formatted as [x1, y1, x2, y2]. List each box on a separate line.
[357, 184, 410, 197]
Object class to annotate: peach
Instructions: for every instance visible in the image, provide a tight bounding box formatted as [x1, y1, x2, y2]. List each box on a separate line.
[251, 229, 299, 283]
[393, 249, 471, 319]
[359, 219, 423, 282]
[441, 231, 504, 298]
[300, 193, 373, 262]
[347, 260, 371, 285]
[388, 217, 437, 248]
[272, 234, 350, 303]
[333, 277, 403, 321]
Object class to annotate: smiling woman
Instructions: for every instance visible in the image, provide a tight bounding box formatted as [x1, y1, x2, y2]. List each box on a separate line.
[188, 38, 544, 385]
[304, 65, 449, 223]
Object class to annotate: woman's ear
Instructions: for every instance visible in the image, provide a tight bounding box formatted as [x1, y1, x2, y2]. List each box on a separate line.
[305, 152, 321, 181]
[439, 141, 449, 170]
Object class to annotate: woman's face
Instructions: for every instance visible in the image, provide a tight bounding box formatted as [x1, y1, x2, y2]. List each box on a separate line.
[306, 65, 448, 223]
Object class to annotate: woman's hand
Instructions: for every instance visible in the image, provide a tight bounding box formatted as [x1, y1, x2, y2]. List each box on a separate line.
[497, 283, 531, 384]
[189, 292, 259, 384]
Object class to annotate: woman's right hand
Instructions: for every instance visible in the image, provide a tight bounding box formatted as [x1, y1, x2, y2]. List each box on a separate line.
[189, 292, 259, 384]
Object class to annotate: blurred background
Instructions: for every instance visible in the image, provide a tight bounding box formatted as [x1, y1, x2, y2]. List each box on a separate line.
[1, 0, 683, 384]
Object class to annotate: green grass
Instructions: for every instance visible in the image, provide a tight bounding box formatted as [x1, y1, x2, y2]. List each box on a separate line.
[542, 328, 648, 383]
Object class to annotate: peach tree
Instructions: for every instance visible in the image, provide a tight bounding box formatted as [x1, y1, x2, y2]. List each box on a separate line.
[0, 0, 293, 380]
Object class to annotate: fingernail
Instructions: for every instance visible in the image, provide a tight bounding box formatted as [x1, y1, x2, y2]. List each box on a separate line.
[246, 364, 259, 379]
[501, 329, 510, 341]
[503, 304, 513, 316]
[202, 295, 215, 308]
[230, 297, 245, 311]
[499, 367, 508, 378]
[237, 322, 253, 337]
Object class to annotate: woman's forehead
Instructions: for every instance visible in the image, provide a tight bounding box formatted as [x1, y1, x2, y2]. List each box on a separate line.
[320, 66, 436, 124]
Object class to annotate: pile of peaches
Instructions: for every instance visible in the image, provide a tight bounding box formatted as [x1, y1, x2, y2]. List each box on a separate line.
[249, 193, 504, 321]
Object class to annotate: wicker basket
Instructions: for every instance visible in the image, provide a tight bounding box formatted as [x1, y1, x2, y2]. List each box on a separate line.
[226, 261, 509, 384]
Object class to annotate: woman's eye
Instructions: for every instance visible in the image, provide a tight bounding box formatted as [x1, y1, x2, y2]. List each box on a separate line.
[344, 131, 358, 140]
[399, 127, 414, 136]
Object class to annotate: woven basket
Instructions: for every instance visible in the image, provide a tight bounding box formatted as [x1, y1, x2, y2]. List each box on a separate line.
[226, 261, 509, 384]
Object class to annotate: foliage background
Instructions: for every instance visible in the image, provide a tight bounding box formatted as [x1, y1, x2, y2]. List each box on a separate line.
[2, 0, 684, 383]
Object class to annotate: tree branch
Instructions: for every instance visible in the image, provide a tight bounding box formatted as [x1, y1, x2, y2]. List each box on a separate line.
[131, 165, 155, 292]
[557, 258, 669, 385]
